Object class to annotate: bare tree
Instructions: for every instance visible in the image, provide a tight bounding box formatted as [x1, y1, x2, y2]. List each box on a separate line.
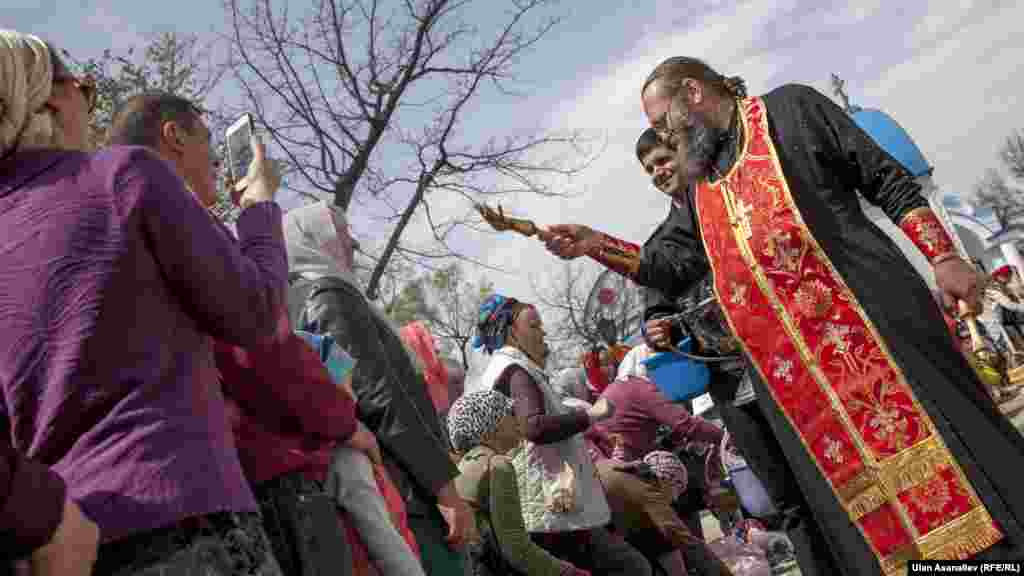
[532, 262, 601, 366]
[379, 262, 491, 369]
[1001, 129, 1024, 181]
[223, 0, 590, 299]
[425, 263, 493, 370]
[972, 168, 1024, 228]
[70, 32, 226, 149]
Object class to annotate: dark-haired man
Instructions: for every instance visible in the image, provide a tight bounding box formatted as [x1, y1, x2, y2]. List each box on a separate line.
[108, 94, 371, 575]
[111, 93, 473, 576]
[110, 92, 220, 207]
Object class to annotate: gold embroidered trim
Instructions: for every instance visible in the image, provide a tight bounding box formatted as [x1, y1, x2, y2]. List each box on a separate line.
[755, 96, 1000, 564]
[917, 507, 1004, 559]
[696, 97, 1002, 574]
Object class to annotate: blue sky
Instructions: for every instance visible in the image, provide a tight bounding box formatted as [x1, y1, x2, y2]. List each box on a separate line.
[12, 0, 1024, 308]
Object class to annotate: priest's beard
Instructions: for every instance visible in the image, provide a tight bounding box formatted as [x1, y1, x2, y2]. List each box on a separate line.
[678, 119, 725, 185]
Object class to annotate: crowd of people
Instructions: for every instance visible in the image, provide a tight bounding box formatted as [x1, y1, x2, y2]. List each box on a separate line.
[4, 27, 1024, 576]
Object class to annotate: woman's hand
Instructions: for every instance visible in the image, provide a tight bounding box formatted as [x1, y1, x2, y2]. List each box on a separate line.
[586, 397, 615, 423]
[31, 498, 99, 576]
[345, 421, 382, 466]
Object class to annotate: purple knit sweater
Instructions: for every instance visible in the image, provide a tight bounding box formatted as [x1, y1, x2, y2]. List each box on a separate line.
[0, 146, 288, 543]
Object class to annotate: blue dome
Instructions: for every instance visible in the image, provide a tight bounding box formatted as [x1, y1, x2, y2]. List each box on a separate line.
[852, 108, 932, 178]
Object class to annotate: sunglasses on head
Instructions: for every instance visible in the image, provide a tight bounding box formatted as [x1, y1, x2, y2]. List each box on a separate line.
[49, 46, 97, 113]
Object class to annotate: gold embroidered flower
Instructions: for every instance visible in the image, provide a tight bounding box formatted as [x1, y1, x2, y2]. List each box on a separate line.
[773, 358, 794, 383]
[822, 322, 853, 354]
[762, 229, 804, 275]
[867, 405, 911, 451]
[910, 476, 952, 519]
[730, 282, 749, 307]
[824, 436, 845, 465]
[794, 279, 833, 319]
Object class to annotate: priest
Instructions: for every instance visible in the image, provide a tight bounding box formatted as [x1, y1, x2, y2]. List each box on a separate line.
[545, 57, 1024, 574]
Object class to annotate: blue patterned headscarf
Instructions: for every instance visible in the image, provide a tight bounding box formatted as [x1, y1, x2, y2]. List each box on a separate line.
[472, 294, 522, 354]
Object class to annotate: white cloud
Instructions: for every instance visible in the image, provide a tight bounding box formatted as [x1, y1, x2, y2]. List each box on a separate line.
[862, 2, 1024, 198]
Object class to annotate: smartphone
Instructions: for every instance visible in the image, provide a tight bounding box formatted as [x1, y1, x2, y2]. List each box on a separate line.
[225, 113, 254, 183]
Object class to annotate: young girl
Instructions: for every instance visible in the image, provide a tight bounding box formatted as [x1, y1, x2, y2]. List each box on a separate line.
[448, 390, 590, 576]
[297, 331, 425, 576]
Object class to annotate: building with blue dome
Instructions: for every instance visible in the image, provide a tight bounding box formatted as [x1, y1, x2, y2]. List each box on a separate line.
[831, 74, 1023, 277]
[850, 108, 933, 179]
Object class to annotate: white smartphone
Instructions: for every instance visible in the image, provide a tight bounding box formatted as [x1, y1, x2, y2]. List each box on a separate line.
[225, 113, 254, 183]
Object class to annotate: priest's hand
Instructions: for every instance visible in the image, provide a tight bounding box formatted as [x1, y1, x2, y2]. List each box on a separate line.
[544, 224, 601, 260]
[934, 257, 985, 315]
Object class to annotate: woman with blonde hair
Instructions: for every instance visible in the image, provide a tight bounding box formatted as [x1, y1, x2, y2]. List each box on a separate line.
[0, 30, 290, 575]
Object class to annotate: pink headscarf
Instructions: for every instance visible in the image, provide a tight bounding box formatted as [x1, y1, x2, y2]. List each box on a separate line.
[399, 321, 450, 414]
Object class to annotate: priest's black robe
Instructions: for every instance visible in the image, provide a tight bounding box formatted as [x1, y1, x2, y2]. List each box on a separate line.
[637, 83, 1024, 573]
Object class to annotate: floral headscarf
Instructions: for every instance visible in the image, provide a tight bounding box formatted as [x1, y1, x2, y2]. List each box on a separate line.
[447, 389, 515, 454]
[643, 450, 688, 501]
[472, 294, 522, 354]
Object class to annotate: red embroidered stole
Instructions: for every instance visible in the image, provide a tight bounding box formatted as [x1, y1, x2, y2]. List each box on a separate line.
[694, 97, 1002, 573]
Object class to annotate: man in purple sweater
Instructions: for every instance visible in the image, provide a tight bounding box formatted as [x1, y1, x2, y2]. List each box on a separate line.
[0, 31, 288, 575]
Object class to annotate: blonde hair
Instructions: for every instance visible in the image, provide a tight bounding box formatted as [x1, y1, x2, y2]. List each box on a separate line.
[0, 30, 63, 156]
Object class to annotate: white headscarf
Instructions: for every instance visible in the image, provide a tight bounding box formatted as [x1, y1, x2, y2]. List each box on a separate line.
[616, 343, 653, 381]
[283, 200, 405, 340]
[0, 30, 59, 157]
[283, 200, 358, 286]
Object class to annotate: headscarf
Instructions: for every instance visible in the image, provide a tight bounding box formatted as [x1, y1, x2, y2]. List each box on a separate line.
[580, 344, 629, 395]
[446, 389, 515, 454]
[616, 343, 653, 381]
[0, 30, 59, 158]
[643, 450, 688, 501]
[473, 293, 523, 354]
[283, 200, 357, 285]
[284, 200, 401, 338]
[399, 321, 450, 413]
[295, 330, 357, 386]
[993, 265, 1014, 281]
